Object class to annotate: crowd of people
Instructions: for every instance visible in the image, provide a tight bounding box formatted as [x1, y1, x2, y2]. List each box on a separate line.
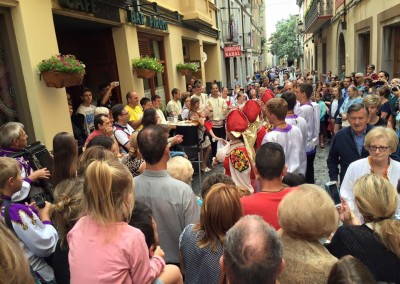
[0, 64, 400, 284]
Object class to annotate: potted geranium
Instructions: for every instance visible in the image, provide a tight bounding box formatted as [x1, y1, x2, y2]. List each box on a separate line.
[132, 56, 164, 79]
[176, 62, 198, 76]
[38, 54, 85, 88]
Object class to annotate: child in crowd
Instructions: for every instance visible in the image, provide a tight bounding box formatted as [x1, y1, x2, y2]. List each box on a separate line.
[0, 157, 58, 283]
[67, 159, 165, 283]
[129, 202, 183, 284]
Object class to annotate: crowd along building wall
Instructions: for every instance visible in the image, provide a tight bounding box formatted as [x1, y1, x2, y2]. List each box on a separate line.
[300, 0, 400, 79]
[0, 0, 221, 149]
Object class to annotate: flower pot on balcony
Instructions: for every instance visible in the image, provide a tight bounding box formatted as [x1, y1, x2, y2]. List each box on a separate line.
[134, 68, 156, 79]
[178, 69, 193, 76]
[41, 71, 84, 88]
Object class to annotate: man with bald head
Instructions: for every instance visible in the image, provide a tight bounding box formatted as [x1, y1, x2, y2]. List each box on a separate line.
[220, 215, 285, 284]
[284, 81, 294, 93]
[125, 91, 143, 130]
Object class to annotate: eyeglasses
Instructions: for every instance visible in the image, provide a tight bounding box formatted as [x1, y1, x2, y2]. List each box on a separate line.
[367, 145, 390, 152]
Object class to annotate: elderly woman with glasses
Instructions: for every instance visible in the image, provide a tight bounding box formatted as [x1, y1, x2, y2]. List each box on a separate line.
[340, 126, 400, 222]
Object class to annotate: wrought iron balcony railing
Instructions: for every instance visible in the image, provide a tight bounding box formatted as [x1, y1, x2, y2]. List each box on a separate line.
[304, 0, 333, 34]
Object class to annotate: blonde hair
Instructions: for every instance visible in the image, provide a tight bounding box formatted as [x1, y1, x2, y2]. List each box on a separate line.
[354, 174, 400, 256]
[77, 146, 117, 176]
[266, 98, 288, 120]
[52, 178, 84, 250]
[84, 159, 134, 226]
[128, 132, 140, 158]
[0, 157, 19, 189]
[362, 94, 381, 108]
[167, 156, 194, 184]
[0, 220, 35, 284]
[235, 185, 252, 197]
[364, 126, 398, 153]
[0, 157, 20, 207]
[194, 183, 243, 251]
[278, 184, 339, 240]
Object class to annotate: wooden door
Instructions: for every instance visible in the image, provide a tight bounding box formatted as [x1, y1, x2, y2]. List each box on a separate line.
[138, 32, 170, 103]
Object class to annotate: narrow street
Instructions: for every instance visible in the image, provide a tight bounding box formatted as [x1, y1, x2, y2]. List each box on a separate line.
[191, 144, 330, 196]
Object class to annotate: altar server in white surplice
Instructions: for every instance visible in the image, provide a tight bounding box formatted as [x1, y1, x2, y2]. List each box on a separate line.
[261, 98, 304, 175]
[295, 83, 320, 183]
[282, 92, 307, 174]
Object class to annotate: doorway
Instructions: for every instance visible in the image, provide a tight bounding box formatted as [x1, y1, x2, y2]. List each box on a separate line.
[53, 14, 121, 110]
[338, 33, 346, 73]
[357, 31, 370, 72]
[382, 25, 400, 78]
[138, 32, 169, 106]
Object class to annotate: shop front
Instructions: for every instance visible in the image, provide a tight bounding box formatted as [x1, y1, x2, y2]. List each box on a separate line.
[0, 0, 222, 149]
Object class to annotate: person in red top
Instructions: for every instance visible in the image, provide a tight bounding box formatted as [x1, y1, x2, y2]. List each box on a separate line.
[84, 114, 113, 147]
[241, 142, 295, 230]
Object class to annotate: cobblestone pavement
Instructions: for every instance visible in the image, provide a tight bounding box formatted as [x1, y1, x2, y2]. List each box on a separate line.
[314, 144, 330, 188]
[191, 144, 331, 195]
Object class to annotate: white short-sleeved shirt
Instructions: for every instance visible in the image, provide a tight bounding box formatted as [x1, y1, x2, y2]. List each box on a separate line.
[261, 124, 304, 175]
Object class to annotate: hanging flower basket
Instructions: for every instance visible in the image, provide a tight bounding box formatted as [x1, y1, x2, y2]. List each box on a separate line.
[178, 69, 193, 76]
[176, 62, 198, 77]
[134, 68, 157, 79]
[41, 71, 84, 88]
[132, 56, 163, 79]
[37, 54, 85, 88]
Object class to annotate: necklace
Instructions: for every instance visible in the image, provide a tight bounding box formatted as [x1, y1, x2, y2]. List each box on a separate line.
[368, 156, 390, 179]
[273, 122, 286, 129]
[260, 186, 285, 193]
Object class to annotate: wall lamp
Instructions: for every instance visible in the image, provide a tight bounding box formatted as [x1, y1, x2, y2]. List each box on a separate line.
[128, 2, 159, 14]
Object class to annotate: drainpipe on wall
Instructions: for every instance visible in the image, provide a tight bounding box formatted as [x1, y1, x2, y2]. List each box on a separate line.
[241, 6, 248, 76]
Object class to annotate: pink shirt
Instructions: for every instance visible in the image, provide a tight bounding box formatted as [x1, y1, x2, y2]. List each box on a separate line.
[84, 129, 102, 146]
[68, 216, 165, 284]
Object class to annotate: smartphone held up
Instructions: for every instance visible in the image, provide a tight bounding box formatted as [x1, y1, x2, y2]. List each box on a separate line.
[325, 181, 342, 207]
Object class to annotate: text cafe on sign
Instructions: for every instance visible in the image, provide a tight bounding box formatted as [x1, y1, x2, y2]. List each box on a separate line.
[224, 45, 242, 58]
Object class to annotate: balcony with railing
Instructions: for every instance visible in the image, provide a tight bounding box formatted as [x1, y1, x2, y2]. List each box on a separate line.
[221, 20, 241, 44]
[304, 0, 333, 34]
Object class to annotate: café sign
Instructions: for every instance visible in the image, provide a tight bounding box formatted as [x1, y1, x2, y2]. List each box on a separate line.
[58, 0, 120, 22]
[127, 10, 168, 31]
[224, 45, 242, 58]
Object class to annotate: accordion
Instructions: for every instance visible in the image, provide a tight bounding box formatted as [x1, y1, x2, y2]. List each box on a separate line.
[7, 141, 54, 195]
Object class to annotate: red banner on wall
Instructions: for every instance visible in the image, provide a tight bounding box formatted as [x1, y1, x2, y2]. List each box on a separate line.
[224, 45, 242, 58]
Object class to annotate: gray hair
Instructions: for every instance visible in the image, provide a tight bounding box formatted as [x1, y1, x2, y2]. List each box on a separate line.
[94, 107, 109, 116]
[0, 122, 25, 147]
[347, 103, 369, 116]
[223, 215, 283, 284]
